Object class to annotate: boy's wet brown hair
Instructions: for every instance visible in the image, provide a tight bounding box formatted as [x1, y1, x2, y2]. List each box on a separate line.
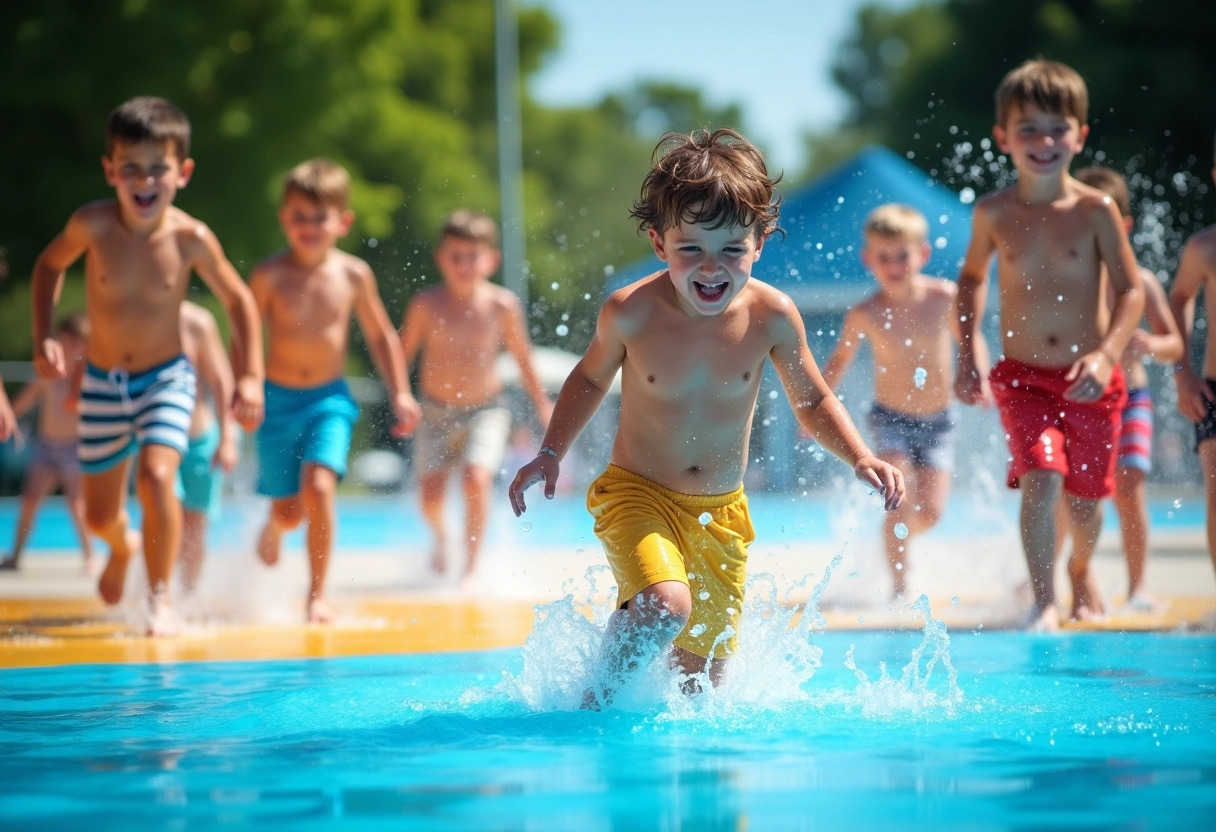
[439, 209, 500, 248]
[282, 158, 350, 210]
[995, 59, 1088, 128]
[1075, 166, 1131, 218]
[630, 128, 782, 239]
[864, 203, 929, 244]
[53, 311, 90, 340]
[106, 96, 191, 160]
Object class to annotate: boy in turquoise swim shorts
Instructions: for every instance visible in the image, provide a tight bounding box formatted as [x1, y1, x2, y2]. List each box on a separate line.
[176, 300, 240, 594]
[509, 129, 904, 706]
[30, 97, 264, 635]
[250, 158, 420, 623]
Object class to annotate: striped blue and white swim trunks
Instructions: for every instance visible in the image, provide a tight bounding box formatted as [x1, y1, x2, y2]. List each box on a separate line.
[77, 355, 197, 474]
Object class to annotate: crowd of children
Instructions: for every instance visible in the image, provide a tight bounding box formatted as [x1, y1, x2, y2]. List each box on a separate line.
[2, 56, 1215, 659]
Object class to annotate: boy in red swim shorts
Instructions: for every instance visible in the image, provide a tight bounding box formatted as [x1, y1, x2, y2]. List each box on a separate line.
[955, 60, 1143, 630]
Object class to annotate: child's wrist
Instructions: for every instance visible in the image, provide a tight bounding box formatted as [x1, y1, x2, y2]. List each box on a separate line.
[538, 445, 559, 459]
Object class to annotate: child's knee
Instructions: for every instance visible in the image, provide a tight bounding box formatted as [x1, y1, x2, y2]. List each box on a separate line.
[300, 467, 336, 508]
[462, 466, 492, 493]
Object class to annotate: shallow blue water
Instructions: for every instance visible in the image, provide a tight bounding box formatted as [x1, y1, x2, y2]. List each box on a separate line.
[2, 632, 1214, 831]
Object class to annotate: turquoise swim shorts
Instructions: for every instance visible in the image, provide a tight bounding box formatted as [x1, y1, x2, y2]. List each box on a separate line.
[255, 379, 359, 499]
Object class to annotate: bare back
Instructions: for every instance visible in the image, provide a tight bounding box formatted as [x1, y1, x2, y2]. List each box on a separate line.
[252, 249, 369, 387]
[404, 282, 519, 407]
[601, 275, 793, 495]
[979, 182, 1112, 367]
[76, 202, 211, 371]
[1176, 226, 1216, 377]
[849, 278, 957, 414]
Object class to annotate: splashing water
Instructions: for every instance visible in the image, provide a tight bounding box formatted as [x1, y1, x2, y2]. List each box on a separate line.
[913, 367, 927, 389]
[697, 511, 712, 526]
[893, 522, 909, 540]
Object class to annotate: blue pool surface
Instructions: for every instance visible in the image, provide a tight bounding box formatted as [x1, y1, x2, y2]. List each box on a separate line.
[2, 632, 1214, 830]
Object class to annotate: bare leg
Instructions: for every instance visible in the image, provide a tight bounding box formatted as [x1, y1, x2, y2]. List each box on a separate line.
[85, 459, 140, 605]
[301, 463, 338, 623]
[1065, 494, 1106, 621]
[258, 496, 303, 567]
[583, 581, 692, 709]
[1113, 466, 1150, 600]
[179, 510, 207, 594]
[1053, 492, 1072, 562]
[1, 463, 55, 570]
[880, 453, 913, 597]
[134, 444, 184, 636]
[61, 465, 95, 574]
[419, 470, 448, 573]
[1018, 470, 1065, 631]
[461, 464, 493, 578]
[1198, 442, 1216, 586]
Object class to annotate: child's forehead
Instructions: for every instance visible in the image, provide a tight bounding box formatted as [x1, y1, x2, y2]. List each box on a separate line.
[1005, 101, 1078, 125]
[281, 191, 341, 213]
[865, 233, 922, 250]
[665, 219, 757, 240]
[108, 139, 182, 164]
[437, 235, 492, 254]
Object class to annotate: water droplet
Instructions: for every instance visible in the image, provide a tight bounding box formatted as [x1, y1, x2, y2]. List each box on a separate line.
[894, 522, 909, 539]
[1070, 344, 1079, 353]
[698, 511, 712, 526]
[768, 390, 779, 400]
[698, 590, 710, 600]
[550, 281, 560, 290]
[913, 367, 927, 389]
[951, 596, 959, 606]
[519, 521, 532, 532]
[857, 616, 865, 624]
[555, 324, 569, 337]
[1173, 499, 1182, 509]
[689, 623, 706, 637]
[848, 570, 861, 579]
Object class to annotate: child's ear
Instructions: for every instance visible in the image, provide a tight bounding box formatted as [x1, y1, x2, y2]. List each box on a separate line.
[1123, 216, 1134, 235]
[178, 157, 195, 187]
[992, 124, 1009, 154]
[340, 209, 355, 234]
[859, 247, 873, 271]
[648, 228, 668, 261]
[101, 155, 116, 186]
[752, 232, 767, 261]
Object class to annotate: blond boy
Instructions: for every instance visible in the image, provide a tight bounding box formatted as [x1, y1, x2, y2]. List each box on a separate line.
[176, 300, 239, 593]
[30, 97, 264, 635]
[955, 61, 1144, 630]
[510, 129, 904, 706]
[1, 314, 93, 573]
[823, 204, 978, 598]
[400, 210, 553, 581]
[1167, 132, 1216, 593]
[251, 158, 419, 623]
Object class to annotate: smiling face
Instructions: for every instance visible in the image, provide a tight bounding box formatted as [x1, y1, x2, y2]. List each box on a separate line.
[278, 191, 353, 260]
[102, 140, 193, 227]
[649, 218, 764, 317]
[433, 235, 501, 298]
[994, 102, 1088, 182]
[862, 235, 930, 295]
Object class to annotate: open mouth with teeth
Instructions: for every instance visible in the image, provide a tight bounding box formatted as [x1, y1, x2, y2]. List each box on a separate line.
[133, 193, 158, 209]
[694, 280, 728, 302]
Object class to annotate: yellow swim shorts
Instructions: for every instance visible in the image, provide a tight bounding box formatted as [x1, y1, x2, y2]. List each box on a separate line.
[586, 464, 755, 659]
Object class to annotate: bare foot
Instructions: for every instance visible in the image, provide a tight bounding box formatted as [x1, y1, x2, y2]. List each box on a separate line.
[1020, 603, 1060, 632]
[146, 596, 179, 637]
[1126, 592, 1163, 614]
[257, 522, 281, 566]
[98, 530, 141, 605]
[0, 554, 18, 571]
[307, 597, 333, 624]
[1068, 568, 1106, 621]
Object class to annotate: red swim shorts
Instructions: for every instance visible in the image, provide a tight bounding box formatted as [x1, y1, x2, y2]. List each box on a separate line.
[989, 358, 1127, 499]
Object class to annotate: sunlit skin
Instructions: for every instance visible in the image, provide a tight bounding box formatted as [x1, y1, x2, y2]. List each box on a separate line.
[509, 217, 904, 690]
[823, 234, 984, 597]
[251, 190, 420, 623]
[176, 301, 238, 594]
[29, 138, 265, 636]
[1168, 161, 1216, 588]
[955, 101, 1144, 631]
[400, 235, 553, 578]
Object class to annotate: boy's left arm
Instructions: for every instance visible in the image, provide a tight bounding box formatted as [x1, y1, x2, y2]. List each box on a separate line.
[0, 381, 17, 444]
[1065, 199, 1144, 401]
[351, 263, 420, 437]
[768, 297, 904, 510]
[190, 226, 265, 429]
[1128, 270, 1184, 365]
[501, 294, 554, 427]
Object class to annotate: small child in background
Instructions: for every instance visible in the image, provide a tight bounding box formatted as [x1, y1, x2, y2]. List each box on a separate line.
[176, 300, 239, 594]
[1, 313, 94, 573]
[822, 204, 983, 598]
[1056, 167, 1183, 611]
[400, 210, 553, 583]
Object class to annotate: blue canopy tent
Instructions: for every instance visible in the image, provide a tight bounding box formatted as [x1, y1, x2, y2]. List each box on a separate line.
[607, 144, 976, 312]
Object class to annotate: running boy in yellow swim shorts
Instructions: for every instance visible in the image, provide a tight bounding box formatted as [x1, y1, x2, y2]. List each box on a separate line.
[509, 129, 904, 706]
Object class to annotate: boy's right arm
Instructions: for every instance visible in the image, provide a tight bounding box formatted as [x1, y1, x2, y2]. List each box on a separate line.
[0, 381, 17, 444]
[508, 297, 626, 516]
[194, 310, 240, 472]
[954, 205, 996, 405]
[820, 308, 863, 392]
[1169, 234, 1216, 422]
[31, 212, 91, 379]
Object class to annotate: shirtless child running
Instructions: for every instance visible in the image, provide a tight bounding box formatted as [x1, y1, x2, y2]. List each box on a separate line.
[510, 129, 903, 706]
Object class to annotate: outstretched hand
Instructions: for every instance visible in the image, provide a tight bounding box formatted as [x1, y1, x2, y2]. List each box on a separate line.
[34, 337, 66, 380]
[854, 454, 905, 511]
[1063, 350, 1114, 402]
[508, 452, 560, 516]
[389, 392, 422, 439]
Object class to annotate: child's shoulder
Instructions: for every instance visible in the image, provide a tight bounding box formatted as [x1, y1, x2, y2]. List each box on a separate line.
[1184, 224, 1216, 261]
[68, 199, 120, 233]
[916, 274, 958, 300]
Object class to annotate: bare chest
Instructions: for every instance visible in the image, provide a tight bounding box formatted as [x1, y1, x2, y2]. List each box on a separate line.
[87, 233, 187, 302]
[995, 212, 1099, 294]
[626, 317, 765, 403]
[426, 302, 504, 355]
[272, 272, 354, 330]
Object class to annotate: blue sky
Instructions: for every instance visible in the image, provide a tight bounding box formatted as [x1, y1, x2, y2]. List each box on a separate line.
[526, 0, 923, 173]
